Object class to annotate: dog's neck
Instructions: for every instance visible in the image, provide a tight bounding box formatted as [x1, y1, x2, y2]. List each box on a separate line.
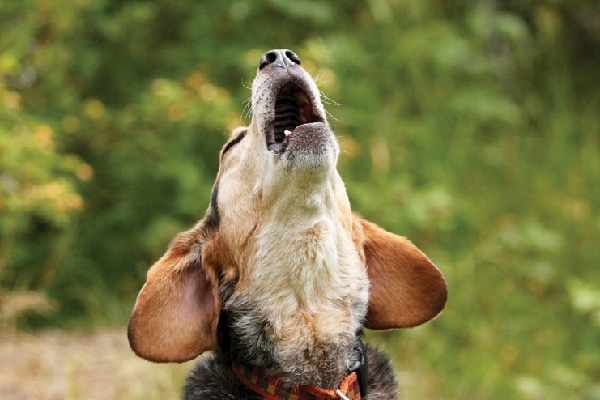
[222, 177, 369, 388]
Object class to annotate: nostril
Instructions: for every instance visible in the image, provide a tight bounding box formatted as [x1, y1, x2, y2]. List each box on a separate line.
[259, 51, 279, 70]
[259, 49, 301, 70]
[286, 51, 301, 65]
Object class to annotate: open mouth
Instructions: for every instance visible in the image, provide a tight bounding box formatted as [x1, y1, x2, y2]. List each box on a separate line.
[266, 82, 323, 153]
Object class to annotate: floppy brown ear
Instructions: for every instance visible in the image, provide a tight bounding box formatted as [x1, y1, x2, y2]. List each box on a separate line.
[128, 219, 224, 363]
[357, 218, 447, 330]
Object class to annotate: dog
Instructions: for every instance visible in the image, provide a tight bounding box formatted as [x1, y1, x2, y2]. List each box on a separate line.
[128, 49, 447, 399]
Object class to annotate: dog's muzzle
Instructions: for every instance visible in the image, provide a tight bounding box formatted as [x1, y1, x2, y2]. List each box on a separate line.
[257, 49, 327, 155]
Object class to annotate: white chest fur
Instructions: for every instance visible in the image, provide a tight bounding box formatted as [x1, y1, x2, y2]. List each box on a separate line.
[231, 183, 368, 378]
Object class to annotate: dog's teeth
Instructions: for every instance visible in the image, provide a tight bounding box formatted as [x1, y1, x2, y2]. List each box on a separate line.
[284, 130, 292, 137]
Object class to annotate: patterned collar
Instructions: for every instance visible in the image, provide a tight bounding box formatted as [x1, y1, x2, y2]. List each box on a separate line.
[232, 362, 362, 400]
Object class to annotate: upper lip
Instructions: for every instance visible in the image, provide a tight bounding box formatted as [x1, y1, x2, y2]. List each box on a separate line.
[266, 80, 324, 153]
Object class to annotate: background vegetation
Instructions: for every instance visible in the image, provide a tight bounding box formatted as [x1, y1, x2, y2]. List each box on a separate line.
[1, 0, 599, 399]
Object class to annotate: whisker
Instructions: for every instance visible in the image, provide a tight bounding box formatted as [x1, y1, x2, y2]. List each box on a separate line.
[241, 97, 252, 123]
[325, 108, 339, 122]
[312, 72, 323, 85]
[241, 77, 253, 91]
[320, 91, 340, 106]
[319, 91, 340, 122]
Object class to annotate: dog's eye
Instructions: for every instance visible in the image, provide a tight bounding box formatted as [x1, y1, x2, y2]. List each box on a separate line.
[221, 129, 247, 159]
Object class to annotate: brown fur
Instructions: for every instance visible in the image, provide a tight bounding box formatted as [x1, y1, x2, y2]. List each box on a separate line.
[128, 49, 447, 399]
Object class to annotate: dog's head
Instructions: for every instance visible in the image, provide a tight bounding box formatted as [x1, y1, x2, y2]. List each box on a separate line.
[128, 50, 447, 363]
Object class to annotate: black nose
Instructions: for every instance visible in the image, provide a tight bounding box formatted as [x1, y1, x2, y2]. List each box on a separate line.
[259, 49, 301, 70]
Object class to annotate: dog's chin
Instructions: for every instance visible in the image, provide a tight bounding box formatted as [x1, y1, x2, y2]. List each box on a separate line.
[281, 122, 338, 172]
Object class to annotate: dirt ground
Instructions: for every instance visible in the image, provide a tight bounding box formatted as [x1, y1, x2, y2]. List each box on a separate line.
[0, 329, 433, 400]
[0, 329, 194, 400]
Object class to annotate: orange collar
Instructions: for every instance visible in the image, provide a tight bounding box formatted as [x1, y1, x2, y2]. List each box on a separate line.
[232, 362, 361, 400]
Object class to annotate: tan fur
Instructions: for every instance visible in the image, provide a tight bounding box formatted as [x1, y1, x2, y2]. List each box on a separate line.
[128, 50, 447, 383]
[128, 220, 220, 362]
[357, 219, 448, 329]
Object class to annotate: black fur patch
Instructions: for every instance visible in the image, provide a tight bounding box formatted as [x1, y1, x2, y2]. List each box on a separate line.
[208, 129, 248, 227]
[209, 182, 220, 226]
[183, 352, 263, 399]
[221, 129, 247, 159]
[182, 345, 399, 400]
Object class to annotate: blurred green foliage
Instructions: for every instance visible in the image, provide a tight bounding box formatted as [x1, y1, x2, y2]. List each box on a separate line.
[1, 0, 599, 398]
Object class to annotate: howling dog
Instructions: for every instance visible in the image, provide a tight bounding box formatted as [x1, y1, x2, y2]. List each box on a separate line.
[128, 49, 447, 400]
